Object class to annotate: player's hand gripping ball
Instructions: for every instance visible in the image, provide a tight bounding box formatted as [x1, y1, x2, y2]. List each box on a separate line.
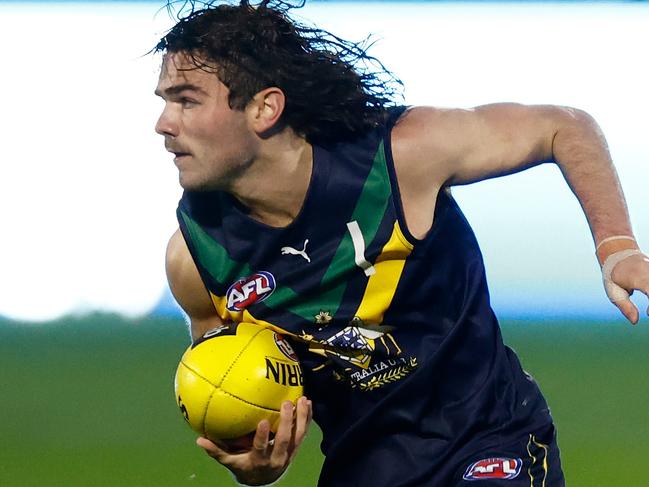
[174, 322, 304, 442]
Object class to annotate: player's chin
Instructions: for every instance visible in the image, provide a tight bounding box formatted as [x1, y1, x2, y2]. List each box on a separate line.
[178, 172, 197, 190]
[178, 173, 208, 192]
[215, 431, 257, 454]
[178, 172, 221, 192]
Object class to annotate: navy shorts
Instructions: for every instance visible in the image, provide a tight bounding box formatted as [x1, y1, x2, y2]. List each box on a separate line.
[451, 423, 565, 486]
[317, 422, 565, 487]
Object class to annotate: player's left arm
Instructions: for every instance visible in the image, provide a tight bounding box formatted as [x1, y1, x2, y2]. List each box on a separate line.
[393, 103, 649, 323]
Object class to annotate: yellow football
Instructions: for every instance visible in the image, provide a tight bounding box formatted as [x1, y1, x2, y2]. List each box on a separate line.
[174, 322, 304, 441]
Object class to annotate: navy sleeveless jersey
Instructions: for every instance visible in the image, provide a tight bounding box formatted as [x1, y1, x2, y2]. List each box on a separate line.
[177, 108, 553, 486]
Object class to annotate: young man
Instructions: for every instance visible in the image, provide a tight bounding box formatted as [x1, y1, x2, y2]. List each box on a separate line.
[154, 2, 649, 485]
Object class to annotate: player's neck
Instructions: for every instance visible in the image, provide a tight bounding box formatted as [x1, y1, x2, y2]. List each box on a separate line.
[229, 131, 313, 228]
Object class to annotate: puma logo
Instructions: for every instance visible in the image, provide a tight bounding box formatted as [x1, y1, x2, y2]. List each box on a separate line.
[281, 239, 311, 263]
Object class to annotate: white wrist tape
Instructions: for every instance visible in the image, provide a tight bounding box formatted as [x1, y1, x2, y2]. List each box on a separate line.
[601, 249, 643, 302]
[596, 235, 636, 251]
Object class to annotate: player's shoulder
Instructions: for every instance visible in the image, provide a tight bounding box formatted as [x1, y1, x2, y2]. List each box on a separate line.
[166, 229, 188, 267]
[393, 104, 471, 125]
[166, 229, 202, 288]
[165, 229, 201, 308]
[166, 229, 221, 331]
[392, 105, 476, 148]
[389, 106, 468, 191]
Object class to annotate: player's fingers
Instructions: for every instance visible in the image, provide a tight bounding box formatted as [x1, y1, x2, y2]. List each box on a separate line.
[251, 419, 272, 456]
[196, 436, 230, 462]
[640, 286, 649, 317]
[293, 397, 312, 444]
[269, 401, 294, 465]
[633, 282, 649, 317]
[614, 297, 639, 325]
[634, 262, 649, 317]
[289, 397, 312, 462]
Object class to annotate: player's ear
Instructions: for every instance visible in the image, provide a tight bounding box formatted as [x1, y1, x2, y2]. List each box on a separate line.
[247, 87, 286, 136]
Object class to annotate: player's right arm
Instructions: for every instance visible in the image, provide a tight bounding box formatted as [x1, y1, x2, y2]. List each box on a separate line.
[166, 228, 223, 341]
[391, 104, 649, 323]
[165, 229, 314, 485]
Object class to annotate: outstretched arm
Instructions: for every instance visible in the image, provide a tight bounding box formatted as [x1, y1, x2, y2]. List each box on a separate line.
[391, 103, 649, 323]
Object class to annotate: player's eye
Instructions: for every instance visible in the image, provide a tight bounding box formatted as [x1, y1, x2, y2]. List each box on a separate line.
[180, 97, 199, 108]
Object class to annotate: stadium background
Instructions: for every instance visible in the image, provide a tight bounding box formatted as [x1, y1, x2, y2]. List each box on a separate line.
[1, 1, 647, 485]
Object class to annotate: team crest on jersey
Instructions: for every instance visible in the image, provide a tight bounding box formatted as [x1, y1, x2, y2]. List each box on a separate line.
[274, 333, 299, 362]
[226, 271, 276, 311]
[463, 457, 522, 481]
[300, 316, 417, 391]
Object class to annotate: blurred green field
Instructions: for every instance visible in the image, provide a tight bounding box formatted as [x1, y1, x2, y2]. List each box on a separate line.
[1, 315, 647, 486]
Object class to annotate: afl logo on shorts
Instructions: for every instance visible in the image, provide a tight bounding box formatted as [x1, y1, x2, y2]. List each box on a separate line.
[274, 333, 299, 362]
[226, 271, 276, 311]
[463, 457, 522, 481]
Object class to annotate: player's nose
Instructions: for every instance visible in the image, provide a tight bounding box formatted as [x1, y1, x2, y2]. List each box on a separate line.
[155, 108, 179, 138]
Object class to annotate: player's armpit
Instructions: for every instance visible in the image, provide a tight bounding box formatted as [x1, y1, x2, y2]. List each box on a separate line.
[390, 104, 566, 238]
[166, 229, 223, 339]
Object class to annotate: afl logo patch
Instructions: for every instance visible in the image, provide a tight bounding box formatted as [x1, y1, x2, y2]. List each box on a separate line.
[463, 457, 522, 481]
[226, 271, 276, 311]
[274, 333, 299, 362]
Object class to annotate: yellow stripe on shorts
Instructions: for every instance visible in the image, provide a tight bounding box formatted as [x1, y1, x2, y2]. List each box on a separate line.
[527, 434, 549, 487]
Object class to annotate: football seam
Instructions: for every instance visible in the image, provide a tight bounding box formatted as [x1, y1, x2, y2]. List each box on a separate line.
[218, 389, 283, 412]
[180, 360, 220, 389]
[182, 325, 282, 433]
[202, 385, 218, 437]
[177, 363, 219, 436]
[180, 355, 288, 413]
[220, 326, 268, 385]
[179, 325, 266, 389]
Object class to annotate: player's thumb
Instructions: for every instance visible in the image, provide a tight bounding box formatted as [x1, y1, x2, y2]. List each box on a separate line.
[602, 256, 638, 324]
[196, 436, 227, 460]
[614, 297, 639, 325]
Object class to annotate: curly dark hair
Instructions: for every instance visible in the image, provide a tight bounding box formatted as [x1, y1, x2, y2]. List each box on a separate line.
[154, 0, 403, 145]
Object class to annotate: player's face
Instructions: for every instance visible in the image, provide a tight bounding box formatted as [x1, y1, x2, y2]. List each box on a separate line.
[155, 52, 258, 191]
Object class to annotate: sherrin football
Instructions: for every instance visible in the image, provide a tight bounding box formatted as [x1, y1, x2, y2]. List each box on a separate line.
[174, 321, 304, 441]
